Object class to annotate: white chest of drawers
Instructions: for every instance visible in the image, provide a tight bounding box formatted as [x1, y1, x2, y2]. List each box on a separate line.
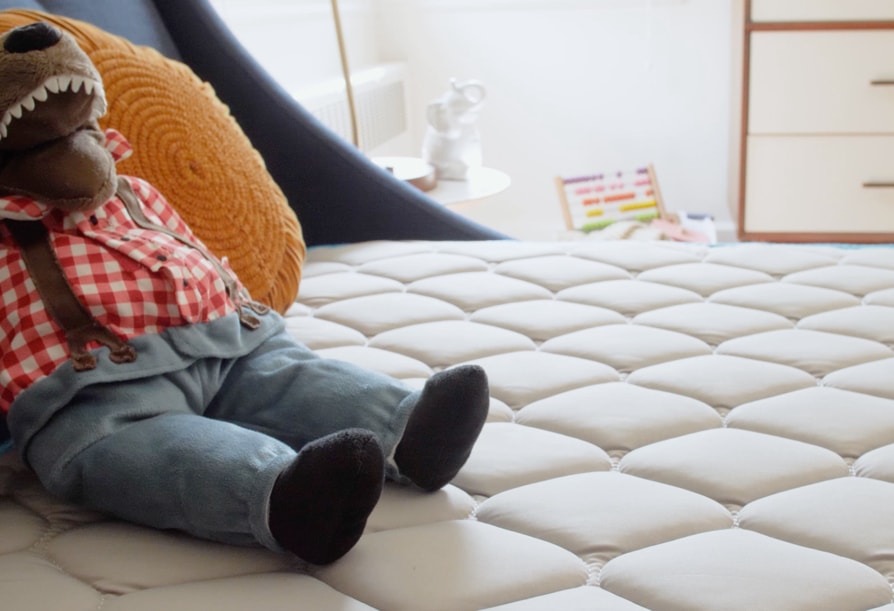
[736, 0, 894, 242]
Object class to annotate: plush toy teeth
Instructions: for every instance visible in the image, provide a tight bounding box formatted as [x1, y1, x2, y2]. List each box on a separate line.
[0, 73, 106, 140]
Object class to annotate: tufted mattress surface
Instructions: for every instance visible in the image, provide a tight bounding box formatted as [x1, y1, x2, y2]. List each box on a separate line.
[3, 239, 894, 610]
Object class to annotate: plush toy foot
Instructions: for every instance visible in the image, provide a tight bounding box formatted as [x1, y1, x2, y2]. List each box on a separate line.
[268, 428, 385, 565]
[394, 365, 489, 492]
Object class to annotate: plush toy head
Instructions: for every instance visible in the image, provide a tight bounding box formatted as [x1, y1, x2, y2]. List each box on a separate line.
[0, 21, 116, 211]
[0, 12, 306, 312]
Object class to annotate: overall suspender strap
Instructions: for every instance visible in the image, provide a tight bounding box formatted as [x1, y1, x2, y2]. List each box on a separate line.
[4, 216, 136, 372]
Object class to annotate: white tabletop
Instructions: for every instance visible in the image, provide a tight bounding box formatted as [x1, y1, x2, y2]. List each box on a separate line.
[426, 166, 511, 207]
[372, 156, 511, 207]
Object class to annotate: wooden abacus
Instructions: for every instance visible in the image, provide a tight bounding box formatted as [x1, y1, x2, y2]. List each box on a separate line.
[556, 164, 667, 232]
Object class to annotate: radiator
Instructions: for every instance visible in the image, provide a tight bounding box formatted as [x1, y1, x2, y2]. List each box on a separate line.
[290, 62, 410, 154]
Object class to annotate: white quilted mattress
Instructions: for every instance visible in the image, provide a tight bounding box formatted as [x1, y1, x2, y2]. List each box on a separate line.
[3, 239, 894, 611]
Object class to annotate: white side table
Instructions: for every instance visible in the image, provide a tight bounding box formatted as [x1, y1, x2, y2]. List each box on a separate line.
[373, 156, 510, 208]
[426, 166, 511, 207]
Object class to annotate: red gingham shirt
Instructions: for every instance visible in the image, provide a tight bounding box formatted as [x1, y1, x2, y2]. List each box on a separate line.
[0, 129, 240, 413]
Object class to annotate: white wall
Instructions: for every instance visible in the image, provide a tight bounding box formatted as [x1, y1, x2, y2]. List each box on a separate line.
[209, 0, 381, 91]
[210, 0, 736, 240]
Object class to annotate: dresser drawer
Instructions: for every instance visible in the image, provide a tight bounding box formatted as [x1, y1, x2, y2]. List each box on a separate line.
[751, 0, 894, 22]
[749, 31, 894, 134]
[744, 136, 894, 234]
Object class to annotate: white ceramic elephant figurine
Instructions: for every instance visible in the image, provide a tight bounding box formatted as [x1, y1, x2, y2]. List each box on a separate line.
[422, 79, 486, 180]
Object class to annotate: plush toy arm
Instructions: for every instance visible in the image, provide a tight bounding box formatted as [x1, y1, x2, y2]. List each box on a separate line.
[124, 177, 209, 251]
[102, 133, 211, 254]
[118, 177, 250, 305]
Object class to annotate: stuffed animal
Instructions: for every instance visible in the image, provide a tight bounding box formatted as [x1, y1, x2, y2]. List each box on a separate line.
[0, 22, 489, 565]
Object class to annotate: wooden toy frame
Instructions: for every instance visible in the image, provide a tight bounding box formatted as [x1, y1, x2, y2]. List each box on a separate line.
[555, 164, 668, 232]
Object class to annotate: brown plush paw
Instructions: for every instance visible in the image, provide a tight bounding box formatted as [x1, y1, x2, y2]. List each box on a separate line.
[268, 428, 385, 564]
[394, 364, 489, 492]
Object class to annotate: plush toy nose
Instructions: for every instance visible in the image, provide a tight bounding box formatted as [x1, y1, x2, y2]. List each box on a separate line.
[3, 22, 62, 54]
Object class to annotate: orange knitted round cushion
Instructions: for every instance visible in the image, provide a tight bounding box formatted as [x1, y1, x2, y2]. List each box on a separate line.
[0, 10, 305, 313]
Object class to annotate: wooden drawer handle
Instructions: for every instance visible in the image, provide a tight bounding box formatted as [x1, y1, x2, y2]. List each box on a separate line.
[871, 80, 894, 86]
[863, 182, 894, 188]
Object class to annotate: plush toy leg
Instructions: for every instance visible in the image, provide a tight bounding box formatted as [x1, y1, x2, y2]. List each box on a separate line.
[394, 365, 489, 492]
[269, 428, 385, 565]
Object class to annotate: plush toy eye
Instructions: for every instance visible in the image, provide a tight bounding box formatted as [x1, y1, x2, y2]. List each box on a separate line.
[3, 22, 62, 54]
